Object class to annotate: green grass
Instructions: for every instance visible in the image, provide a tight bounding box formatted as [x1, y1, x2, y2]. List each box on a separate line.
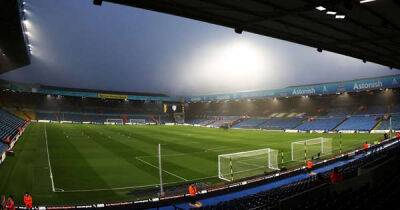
[0, 123, 382, 206]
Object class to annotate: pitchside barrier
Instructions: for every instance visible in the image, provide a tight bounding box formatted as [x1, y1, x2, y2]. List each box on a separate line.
[218, 148, 279, 181]
[105, 119, 124, 125]
[129, 119, 146, 124]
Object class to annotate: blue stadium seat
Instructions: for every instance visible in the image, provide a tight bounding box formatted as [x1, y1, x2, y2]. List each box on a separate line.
[336, 116, 379, 131]
[296, 117, 345, 131]
[0, 109, 26, 149]
[258, 118, 303, 130]
[233, 118, 268, 129]
[376, 115, 400, 130]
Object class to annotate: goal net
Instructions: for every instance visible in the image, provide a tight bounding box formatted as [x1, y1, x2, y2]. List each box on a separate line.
[105, 118, 124, 125]
[218, 148, 279, 182]
[291, 137, 332, 161]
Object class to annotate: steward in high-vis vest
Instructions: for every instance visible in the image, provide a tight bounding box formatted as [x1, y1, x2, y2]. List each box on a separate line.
[23, 193, 33, 210]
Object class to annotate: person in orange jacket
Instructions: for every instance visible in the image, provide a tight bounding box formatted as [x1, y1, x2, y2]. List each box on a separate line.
[23, 193, 33, 210]
[306, 160, 313, 173]
[188, 184, 199, 206]
[363, 141, 370, 151]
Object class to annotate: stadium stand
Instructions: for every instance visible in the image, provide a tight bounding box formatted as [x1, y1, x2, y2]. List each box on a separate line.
[207, 116, 241, 128]
[376, 114, 400, 130]
[326, 107, 352, 117]
[36, 111, 158, 124]
[185, 118, 209, 125]
[335, 116, 380, 131]
[0, 109, 27, 161]
[198, 119, 216, 126]
[0, 109, 26, 141]
[232, 118, 268, 129]
[258, 118, 303, 130]
[0, 142, 8, 156]
[296, 117, 345, 131]
[355, 105, 387, 115]
[390, 105, 400, 114]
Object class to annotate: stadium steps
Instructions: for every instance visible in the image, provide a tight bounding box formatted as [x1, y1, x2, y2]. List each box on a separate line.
[373, 121, 383, 130]
[332, 117, 349, 131]
[230, 118, 245, 127]
[150, 115, 159, 124]
[371, 118, 383, 131]
[20, 110, 36, 120]
[294, 119, 306, 129]
[205, 120, 216, 126]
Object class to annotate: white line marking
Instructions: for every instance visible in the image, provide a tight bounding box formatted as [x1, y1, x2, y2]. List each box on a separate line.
[205, 146, 227, 151]
[54, 188, 65, 192]
[135, 147, 244, 159]
[135, 157, 188, 181]
[56, 175, 218, 193]
[44, 124, 56, 192]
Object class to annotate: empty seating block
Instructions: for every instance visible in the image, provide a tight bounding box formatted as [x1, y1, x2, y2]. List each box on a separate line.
[233, 119, 268, 128]
[208, 116, 241, 127]
[296, 117, 344, 131]
[336, 116, 379, 131]
[258, 118, 303, 130]
[377, 115, 400, 130]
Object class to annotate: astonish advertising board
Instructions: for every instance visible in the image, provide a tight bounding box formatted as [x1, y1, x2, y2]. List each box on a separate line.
[186, 74, 400, 102]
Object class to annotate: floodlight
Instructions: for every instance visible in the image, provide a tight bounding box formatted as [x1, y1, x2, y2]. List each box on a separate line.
[360, 0, 376, 3]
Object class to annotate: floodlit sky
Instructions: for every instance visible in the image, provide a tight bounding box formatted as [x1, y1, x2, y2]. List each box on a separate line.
[1, 0, 398, 96]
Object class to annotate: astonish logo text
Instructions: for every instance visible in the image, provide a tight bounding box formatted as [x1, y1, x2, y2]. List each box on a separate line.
[292, 88, 316, 95]
[353, 81, 383, 90]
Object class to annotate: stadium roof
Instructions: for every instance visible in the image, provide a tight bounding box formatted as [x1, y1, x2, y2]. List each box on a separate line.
[41, 85, 169, 97]
[0, 0, 30, 74]
[0, 79, 180, 102]
[96, 0, 400, 70]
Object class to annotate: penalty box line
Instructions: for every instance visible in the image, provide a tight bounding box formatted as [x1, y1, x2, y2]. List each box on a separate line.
[135, 157, 188, 181]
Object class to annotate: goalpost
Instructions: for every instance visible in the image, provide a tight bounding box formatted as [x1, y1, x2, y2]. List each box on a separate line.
[105, 118, 124, 125]
[218, 148, 279, 182]
[291, 137, 332, 161]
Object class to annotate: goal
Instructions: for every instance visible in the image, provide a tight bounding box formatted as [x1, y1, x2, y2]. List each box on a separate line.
[105, 118, 124, 125]
[291, 137, 332, 161]
[218, 148, 279, 182]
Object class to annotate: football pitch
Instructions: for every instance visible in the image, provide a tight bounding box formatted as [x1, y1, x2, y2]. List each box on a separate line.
[0, 123, 382, 205]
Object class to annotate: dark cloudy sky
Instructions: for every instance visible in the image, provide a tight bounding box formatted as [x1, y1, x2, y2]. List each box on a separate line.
[0, 0, 398, 96]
